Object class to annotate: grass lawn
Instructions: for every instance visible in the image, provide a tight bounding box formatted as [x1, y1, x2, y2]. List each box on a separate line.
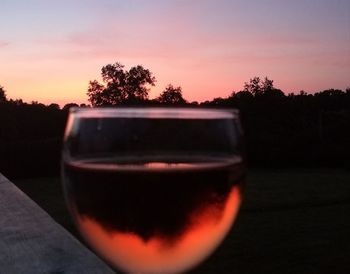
[13, 169, 350, 274]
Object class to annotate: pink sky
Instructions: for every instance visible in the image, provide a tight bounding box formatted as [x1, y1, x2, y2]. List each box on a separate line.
[1, 0, 349, 106]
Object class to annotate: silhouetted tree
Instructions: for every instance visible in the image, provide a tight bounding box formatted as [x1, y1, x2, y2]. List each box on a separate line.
[87, 62, 156, 106]
[9, 99, 24, 106]
[31, 101, 46, 107]
[243, 77, 277, 96]
[1, 71, 350, 180]
[48, 103, 60, 110]
[63, 103, 79, 111]
[262, 77, 274, 92]
[0, 85, 7, 102]
[156, 84, 187, 105]
[201, 97, 228, 106]
[299, 90, 308, 96]
[233, 90, 254, 100]
[243, 77, 262, 95]
[126, 65, 156, 102]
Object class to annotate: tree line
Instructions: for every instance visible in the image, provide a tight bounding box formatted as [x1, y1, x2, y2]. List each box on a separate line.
[86, 62, 186, 106]
[0, 62, 350, 179]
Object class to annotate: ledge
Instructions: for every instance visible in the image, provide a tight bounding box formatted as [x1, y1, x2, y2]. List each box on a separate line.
[0, 173, 115, 274]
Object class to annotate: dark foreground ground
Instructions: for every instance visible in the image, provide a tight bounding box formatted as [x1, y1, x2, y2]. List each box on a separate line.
[14, 169, 350, 274]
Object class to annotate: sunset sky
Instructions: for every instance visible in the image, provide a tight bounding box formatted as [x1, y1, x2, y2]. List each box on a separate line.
[1, 0, 349, 106]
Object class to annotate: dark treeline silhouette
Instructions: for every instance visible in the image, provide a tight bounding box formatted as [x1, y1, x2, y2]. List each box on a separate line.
[0, 99, 66, 179]
[1, 63, 350, 179]
[210, 83, 350, 169]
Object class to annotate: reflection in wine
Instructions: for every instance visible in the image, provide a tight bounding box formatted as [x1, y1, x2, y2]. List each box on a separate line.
[77, 187, 240, 274]
[64, 158, 243, 274]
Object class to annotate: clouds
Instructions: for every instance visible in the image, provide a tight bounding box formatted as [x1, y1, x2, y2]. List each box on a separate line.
[0, 41, 9, 48]
[5, 0, 348, 67]
[0, 0, 349, 105]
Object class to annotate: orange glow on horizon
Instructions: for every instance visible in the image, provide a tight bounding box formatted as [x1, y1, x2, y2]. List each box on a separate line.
[1, 1, 349, 106]
[76, 186, 241, 274]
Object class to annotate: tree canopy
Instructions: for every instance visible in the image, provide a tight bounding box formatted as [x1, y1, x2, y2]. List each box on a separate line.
[243, 76, 283, 97]
[156, 84, 187, 105]
[87, 62, 156, 106]
[1, 76, 350, 179]
[0, 85, 7, 103]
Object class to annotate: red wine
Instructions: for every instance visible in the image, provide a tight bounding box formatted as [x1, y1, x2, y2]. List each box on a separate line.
[63, 157, 244, 274]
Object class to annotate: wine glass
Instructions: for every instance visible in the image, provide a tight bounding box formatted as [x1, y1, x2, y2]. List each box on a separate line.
[62, 107, 245, 274]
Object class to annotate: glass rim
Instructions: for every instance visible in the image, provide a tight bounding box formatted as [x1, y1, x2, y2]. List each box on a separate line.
[69, 107, 239, 119]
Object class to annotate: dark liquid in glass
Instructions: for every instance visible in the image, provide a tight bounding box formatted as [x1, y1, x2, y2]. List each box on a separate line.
[63, 157, 244, 274]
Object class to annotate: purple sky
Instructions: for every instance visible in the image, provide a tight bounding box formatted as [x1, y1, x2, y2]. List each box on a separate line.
[1, 0, 349, 105]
